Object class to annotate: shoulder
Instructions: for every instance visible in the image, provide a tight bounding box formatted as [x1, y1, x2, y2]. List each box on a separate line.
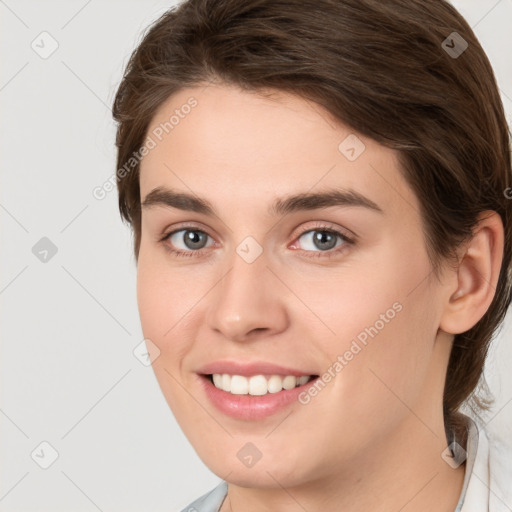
[179, 481, 228, 512]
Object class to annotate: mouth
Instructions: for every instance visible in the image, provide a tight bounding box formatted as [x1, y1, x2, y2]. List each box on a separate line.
[198, 372, 321, 420]
[202, 373, 319, 396]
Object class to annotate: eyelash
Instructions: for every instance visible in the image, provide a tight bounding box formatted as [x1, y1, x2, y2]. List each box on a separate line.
[159, 223, 354, 259]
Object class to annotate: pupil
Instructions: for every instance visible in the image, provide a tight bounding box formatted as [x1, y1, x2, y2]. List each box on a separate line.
[185, 231, 206, 249]
[314, 231, 336, 250]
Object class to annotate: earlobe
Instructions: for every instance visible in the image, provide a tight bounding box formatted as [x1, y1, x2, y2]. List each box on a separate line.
[439, 211, 504, 335]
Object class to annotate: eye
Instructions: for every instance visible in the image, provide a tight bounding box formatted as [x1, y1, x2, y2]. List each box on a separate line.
[159, 223, 354, 259]
[291, 224, 354, 258]
[161, 227, 214, 258]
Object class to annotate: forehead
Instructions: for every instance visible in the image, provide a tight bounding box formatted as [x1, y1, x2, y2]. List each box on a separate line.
[143, 84, 343, 168]
[139, 84, 418, 220]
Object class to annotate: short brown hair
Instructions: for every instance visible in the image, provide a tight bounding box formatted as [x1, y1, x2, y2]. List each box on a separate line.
[113, 0, 512, 442]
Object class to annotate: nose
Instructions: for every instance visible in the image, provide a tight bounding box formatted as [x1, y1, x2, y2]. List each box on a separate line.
[205, 247, 289, 342]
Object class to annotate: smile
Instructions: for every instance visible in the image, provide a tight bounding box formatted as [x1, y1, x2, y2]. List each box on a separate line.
[198, 372, 320, 420]
[209, 373, 316, 395]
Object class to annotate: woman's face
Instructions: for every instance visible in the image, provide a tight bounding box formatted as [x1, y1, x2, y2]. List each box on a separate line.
[137, 83, 452, 487]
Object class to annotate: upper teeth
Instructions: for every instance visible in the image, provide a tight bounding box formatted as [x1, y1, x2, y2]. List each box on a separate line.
[211, 374, 312, 395]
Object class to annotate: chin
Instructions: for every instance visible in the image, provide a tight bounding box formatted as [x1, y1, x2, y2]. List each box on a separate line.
[198, 445, 315, 489]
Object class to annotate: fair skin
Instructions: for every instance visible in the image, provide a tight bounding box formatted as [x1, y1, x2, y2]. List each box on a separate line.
[136, 83, 503, 512]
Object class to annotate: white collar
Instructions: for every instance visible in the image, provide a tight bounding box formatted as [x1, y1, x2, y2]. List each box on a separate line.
[457, 413, 512, 511]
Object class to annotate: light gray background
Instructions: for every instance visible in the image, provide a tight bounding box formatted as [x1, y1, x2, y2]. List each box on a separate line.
[1, 1, 511, 510]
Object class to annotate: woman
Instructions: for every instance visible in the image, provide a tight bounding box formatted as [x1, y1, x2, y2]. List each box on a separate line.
[112, 0, 512, 510]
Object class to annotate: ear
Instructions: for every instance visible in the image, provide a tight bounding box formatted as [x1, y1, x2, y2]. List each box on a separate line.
[439, 211, 504, 335]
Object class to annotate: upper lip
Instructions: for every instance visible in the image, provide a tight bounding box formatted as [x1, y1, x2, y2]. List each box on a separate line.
[197, 360, 318, 377]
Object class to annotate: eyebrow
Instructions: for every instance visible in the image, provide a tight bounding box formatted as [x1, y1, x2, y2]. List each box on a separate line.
[141, 186, 383, 217]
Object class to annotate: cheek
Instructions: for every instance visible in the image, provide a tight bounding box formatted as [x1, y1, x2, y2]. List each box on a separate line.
[315, 299, 436, 462]
[136, 254, 203, 424]
[136, 246, 217, 381]
[299, 240, 436, 398]
[136, 249, 189, 357]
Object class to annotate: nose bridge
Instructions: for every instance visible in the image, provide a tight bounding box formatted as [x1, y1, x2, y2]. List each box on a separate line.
[206, 241, 287, 340]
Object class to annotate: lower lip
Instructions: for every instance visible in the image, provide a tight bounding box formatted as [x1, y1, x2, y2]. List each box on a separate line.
[198, 374, 319, 420]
